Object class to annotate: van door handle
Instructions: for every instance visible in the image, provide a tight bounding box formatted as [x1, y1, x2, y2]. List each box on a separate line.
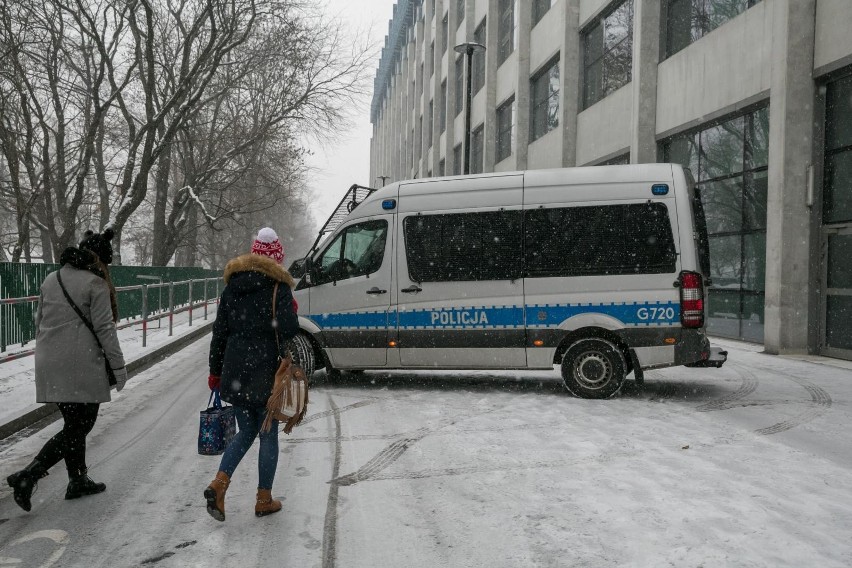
[401, 285, 422, 294]
[366, 287, 387, 295]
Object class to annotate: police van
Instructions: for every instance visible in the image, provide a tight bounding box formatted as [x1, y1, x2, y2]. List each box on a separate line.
[288, 164, 726, 399]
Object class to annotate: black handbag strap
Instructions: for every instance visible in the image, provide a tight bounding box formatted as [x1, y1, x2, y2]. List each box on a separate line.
[56, 269, 109, 359]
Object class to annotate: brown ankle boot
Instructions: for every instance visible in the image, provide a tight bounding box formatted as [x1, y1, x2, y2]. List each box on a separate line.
[204, 471, 230, 522]
[255, 489, 282, 517]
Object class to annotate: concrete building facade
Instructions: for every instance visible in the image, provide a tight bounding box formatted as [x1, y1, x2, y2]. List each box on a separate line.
[369, 0, 852, 359]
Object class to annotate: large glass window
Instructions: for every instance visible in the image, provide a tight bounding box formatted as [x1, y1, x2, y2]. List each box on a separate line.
[471, 124, 484, 174]
[665, 0, 761, 58]
[532, 0, 551, 27]
[663, 105, 769, 341]
[525, 203, 677, 278]
[822, 73, 852, 354]
[582, 0, 633, 109]
[473, 19, 487, 95]
[530, 57, 560, 142]
[496, 96, 515, 163]
[427, 100, 434, 149]
[315, 220, 389, 285]
[404, 211, 523, 282]
[457, 0, 465, 25]
[498, 0, 515, 65]
[455, 56, 464, 117]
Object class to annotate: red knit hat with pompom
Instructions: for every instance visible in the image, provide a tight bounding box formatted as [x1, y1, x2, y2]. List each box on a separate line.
[251, 227, 284, 265]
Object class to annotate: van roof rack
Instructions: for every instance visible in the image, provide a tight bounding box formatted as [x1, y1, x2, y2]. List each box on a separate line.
[308, 183, 377, 255]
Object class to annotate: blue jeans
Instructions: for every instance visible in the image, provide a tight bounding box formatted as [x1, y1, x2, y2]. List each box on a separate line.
[218, 406, 279, 490]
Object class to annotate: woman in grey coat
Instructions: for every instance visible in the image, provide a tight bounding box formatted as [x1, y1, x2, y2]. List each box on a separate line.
[5, 229, 127, 512]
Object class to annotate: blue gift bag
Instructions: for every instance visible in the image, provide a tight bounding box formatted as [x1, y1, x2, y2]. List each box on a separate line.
[198, 390, 236, 456]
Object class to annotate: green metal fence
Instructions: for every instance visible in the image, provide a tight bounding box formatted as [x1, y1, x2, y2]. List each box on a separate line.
[0, 263, 222, 352]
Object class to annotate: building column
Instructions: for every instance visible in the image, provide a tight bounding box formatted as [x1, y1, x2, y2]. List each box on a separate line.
[764, 0, 817, 354]
[515, 0, 532, 170]
[561, 0, 581, 167]
[630, 0, 661, 164]
[483, 0, 499, 172]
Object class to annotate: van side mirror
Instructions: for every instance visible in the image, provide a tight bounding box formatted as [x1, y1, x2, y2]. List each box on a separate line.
[288, 257, 307, 279]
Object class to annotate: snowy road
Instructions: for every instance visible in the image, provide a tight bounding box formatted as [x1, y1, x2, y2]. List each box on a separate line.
[1, 337, 852, 567]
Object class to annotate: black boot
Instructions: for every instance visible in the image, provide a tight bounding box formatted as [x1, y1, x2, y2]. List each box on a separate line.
[6, 460, 48, 512]
[65, 469, 106, 500]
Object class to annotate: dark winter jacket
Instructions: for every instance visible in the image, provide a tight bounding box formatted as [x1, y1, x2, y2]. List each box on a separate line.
[35, 247, 125, 403]
[209, 254, 299, 407]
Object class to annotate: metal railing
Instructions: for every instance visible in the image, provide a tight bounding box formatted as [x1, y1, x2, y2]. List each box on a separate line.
[0, 263, 222, 359]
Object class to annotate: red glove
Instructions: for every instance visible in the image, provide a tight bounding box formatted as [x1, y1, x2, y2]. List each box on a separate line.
[292, 298, 299, 313]
[208, 374, 221, 390]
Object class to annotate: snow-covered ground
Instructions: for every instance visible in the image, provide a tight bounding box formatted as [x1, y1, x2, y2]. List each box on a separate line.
[0, 305, 217, 428]
[1, 336, 852, 567]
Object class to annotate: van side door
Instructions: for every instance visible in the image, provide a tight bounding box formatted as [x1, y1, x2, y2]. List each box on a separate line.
[394, 175, 527, 368]
[306, 215, 394, 368]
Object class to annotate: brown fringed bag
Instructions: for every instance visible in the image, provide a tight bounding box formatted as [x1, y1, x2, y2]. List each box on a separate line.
[262, 283, 309, 434]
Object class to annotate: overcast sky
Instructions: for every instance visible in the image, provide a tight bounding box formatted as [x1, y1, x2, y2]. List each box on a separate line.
[304, 0, 398, 229]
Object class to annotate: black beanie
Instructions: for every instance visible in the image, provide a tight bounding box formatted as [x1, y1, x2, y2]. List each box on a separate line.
[80, 228, 115, 265]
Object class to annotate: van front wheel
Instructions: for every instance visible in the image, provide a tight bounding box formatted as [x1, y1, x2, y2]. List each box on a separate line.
[561, 338, 626, 399]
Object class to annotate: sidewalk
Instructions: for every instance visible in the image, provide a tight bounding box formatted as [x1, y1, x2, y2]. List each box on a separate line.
[0, 304, 218, 435]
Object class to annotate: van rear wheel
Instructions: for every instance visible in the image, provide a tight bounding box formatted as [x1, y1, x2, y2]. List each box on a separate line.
[561, 338, 626, 399]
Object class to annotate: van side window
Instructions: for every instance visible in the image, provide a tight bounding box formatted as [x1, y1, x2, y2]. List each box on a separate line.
[315, 220, 388, 284]
[404, 211, 522, 282]
[525, 203, 677, 277]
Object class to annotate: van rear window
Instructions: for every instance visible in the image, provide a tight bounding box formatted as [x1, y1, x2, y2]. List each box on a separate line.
[524, 203, 677, 277]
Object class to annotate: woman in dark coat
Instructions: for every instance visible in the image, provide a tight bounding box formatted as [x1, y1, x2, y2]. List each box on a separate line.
[204, 228, 299, 521]
[6, 229, 127, 512]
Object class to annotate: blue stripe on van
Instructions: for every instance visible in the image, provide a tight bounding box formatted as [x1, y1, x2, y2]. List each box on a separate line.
[307, 301, 680, 331]
[525, 302, 680, 328]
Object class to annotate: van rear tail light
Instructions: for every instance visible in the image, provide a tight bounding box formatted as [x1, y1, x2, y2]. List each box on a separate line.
[680, 271, 704, 328]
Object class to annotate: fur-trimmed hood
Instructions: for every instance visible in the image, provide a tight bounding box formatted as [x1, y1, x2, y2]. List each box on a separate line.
[223, 254, 295, 288]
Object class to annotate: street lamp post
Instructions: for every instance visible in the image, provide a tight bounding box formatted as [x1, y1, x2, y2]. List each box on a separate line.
[377, 175, 390, 187]
[454, 42, 485, 175]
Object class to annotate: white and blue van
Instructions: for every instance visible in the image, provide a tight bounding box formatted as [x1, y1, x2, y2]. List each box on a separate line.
[288, 164, 725, 399]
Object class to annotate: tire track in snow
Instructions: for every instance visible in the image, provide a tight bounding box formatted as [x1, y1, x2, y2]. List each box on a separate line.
[696, 366, 759, 412]
[755, 374, 832, 436]
[322, 397, 342, 568]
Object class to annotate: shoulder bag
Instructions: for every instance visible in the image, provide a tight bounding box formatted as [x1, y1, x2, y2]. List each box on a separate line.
[261, 282, 308, 434]
[56, 269, 118, 386]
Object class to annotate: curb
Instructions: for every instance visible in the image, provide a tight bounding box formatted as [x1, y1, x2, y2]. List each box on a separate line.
[0, 321, 214, 442]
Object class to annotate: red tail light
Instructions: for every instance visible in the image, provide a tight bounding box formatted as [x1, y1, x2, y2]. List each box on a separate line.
[680, 271, 704, 328]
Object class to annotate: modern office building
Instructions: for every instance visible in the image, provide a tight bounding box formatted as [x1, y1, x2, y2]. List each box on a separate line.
[369, 0, 852, 359]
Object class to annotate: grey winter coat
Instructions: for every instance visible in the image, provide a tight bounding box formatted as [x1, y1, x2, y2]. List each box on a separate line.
[34, 249, 125, 403]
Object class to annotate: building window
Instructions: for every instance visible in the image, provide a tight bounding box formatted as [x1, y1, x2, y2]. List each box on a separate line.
[427, 100, 434, 148]
[665, 0, 761, 58]
[430, 41, 435, 75]
[498, 0, 515, 65]
[473, 19, 487, 95]
[662, 105, 769, 342]
[582, 0, 633, 109]
[496, 96, 515, 163]
[532, 0, 551, 27]
[598, 153, 630, 165]
[455, 56, 465, 117]
[457, 0, 465, 25]
[471, 124, 484, 174]
[453, 144, 463, 175]
[439, 158, 446, 176]
[530, 57, 560, 142]
[442, 13, 449, 54]
[440, 80, 448, 133]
